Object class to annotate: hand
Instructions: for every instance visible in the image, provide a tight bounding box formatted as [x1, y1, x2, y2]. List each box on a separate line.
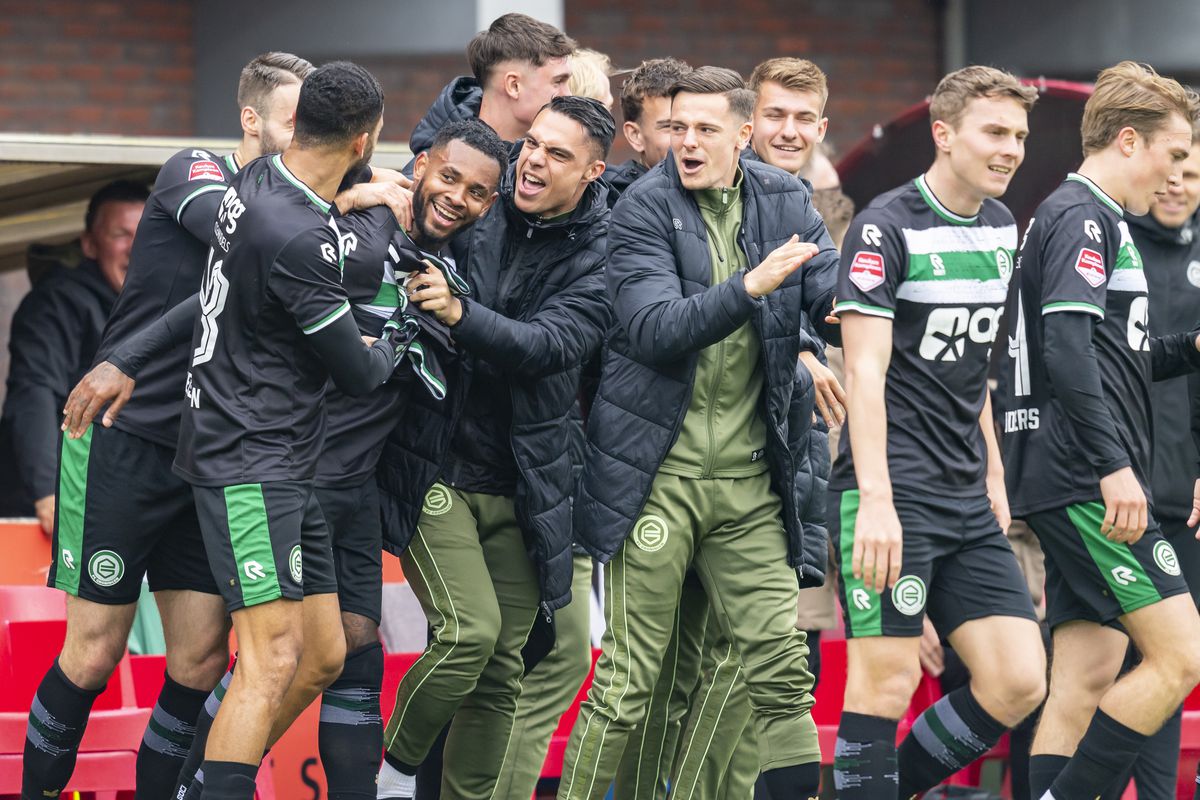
[917, 616, 944, 677]
[986, 470, 1012, 532]
[825, 296, 841, 327]
[1189, 478, 1200, 530]
[361, 335, 378, 346]
[34, 495, 54, 537]
[1099, 466, 1148, 543]
[852, 493, 903, 593]
[61, 361, 134, 439]
[798, 351, 845, 428]
[369, 167, 413, 189]
[335, 182, 414, 231]
[407, 262, 463, 325]
[743, 235, 819, 298]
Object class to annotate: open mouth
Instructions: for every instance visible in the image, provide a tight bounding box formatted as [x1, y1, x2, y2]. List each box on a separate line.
[773, 144, 802, 154]
[681, 157, 704, 174]
[430, 198, 462, 226]
[519, 171, 547, 195]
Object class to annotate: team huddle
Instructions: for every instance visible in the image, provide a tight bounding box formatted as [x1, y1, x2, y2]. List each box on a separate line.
[18, 11, 1200, 800]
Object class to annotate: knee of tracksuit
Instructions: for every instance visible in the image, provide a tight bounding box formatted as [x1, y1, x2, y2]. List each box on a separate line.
[440, 616, 503, 678]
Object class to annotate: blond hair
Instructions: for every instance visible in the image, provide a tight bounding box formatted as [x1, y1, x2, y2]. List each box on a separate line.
[568, 49, 613, 105]
[1081, 61, 1200, 155]
[929, 65, 1037, 129]
[749, 57, 828, 109]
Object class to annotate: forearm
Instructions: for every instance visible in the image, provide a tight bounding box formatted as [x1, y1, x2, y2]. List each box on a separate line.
[1043, 312, 1130, 475]
[845, 365, 892, 499]
[453, 297, 604, 377]
[980, 391, 1004, 481]
[107, 294, 200, 377]
[618, 272, 757, 364]
[307, 312, 395, 396]
[1151, 328, 1200, 381]
[10, 387, 60, 499]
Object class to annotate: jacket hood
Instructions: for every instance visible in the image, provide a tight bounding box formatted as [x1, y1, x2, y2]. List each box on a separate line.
[1126, 207, 1200, 247]
[500, 152, 611, 239]
[408, 76, 484, 155]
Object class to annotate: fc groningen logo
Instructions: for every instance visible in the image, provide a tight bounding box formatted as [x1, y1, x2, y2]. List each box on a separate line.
[88, 550, 125, 588]
[1153, 540, 1181, 577]
[631, 515, 669, 552]
[422, 484, 453, 516]
[289, 545, 303, 584]
[890, 575, 927, 616]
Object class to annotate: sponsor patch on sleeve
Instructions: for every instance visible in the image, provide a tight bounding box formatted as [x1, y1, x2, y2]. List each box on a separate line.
[189, 159, 224, 182]
[1074, 247, 1106, 288]
[848, 250, 886, 292]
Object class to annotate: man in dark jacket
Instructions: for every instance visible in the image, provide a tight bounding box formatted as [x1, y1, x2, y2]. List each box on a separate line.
[406, 12, 573, 162]
[559, 66, 839, 800]
[602, 57, 691, 199]
[374, 96, 613, 800]
[0, 180, 147, 528]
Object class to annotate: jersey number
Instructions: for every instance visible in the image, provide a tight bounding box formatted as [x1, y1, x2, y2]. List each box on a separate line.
[192, 252, 230, 367]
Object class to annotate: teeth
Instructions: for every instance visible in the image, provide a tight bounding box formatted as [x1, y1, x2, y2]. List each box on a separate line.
[523, 174, 545, 187]
[776, 146, 800, 152]
[990, 166, 1011, 174]
[431, 200, 460, 222]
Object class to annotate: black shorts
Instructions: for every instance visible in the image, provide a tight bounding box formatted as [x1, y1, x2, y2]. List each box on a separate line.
[1027, 501, 1191, 629]
[315, 480, 383, 623]
[831, 488, 1037, 638]
[48, 424, 217, 604]
[192, 480, 338, 612]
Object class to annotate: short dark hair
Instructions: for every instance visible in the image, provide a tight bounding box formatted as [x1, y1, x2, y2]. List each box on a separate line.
[620, 57, 691, 125]
[294, 61, 384, 149]
[85, 180, 149, 232]
[669, 66, 756, 121]
[237, 52, 314, 114]
[429, 118, 510, 177]
[466, 13, 575, 85]
[540, 95, 616, 159]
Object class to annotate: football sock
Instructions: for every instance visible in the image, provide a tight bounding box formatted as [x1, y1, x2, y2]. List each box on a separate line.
[197, 759, 257, 800]
[834, 712, 899, 799]
[897, 686, 1008, 796]
[320, 642, 385, 800]
[174, 666, 233, 799]
[1047, 710, 1147, 800]
[135, 670, 210, 800]
[21, 659, 104, 799]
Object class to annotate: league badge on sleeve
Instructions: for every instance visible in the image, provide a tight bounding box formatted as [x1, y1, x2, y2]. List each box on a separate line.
[1074, 247, 1106, 288]
[189, 160, 224, 182]
[849, 251, 886, 292]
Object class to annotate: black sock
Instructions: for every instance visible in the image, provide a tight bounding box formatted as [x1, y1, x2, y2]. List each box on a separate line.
[834, 712, 899, 799]
[197, 759, 257, 800]
[1130, 704, 1181, 800]
[175, 666, 233, 800]
[1028, 754, 1069, 799]
[897, 686, 1008, 796]
[320, 642, 384, 800]
[135, 671, 210, 800]
[761, 762, 820, 799]
[1049, 710, 1148, 800]
[21, 659, 104, 799]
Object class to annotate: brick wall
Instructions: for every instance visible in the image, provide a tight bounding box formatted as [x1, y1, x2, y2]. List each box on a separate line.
[0, 0, 193, 136]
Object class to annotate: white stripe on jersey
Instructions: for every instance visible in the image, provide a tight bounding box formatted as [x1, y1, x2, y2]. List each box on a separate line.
[901, 224, 1017, 256]
[896, 278, 1009, 305]
[1107, 268, 1148, 294]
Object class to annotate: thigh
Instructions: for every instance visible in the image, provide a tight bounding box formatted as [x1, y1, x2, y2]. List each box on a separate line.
[474, 493, 539, 614]
[156, 588, 230, 658]
[927, 495, 1039, 637]
[192, 481, 310, 613]
[1029, 503, 1191, 626]
[947, 614, 1045, 687]
[317, 481, 384, 623]
[831, 489, 935, 639]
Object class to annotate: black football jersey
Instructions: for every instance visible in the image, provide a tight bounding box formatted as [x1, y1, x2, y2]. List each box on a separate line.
[94, 148, 238, 447]
[997, 174, 1151, 515]
[173, 154, 354, 486]
[830, 176, 1017, 495]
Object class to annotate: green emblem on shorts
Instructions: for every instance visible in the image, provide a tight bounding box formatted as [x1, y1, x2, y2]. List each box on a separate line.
[88, 550, 125, 588]
[891, 575, 926, 616]
[632, 514, 669, 552]
[289, 545, 303, 584]
[422, 484, 453, 516]
[1153, 540, 1181, 577]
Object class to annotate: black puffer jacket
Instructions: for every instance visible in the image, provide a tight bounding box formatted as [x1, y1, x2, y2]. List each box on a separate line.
[376, 162, 611, 611]
[1127, 209, 1200, 522]
[408, 76, 484, 159]
[576, 155, 839, 583]
[602, 159, 649, 206]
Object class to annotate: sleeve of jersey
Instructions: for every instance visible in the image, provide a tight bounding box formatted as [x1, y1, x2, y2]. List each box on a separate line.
[834, 209, 905, 320]
[153, 150, 230, 239]
[1038, 205, 1111, 319]
[270, 227, 353, 337]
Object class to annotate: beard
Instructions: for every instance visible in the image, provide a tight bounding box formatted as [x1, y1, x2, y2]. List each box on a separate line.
[259, 127, 287, 157]
[408, 176, 452, 250]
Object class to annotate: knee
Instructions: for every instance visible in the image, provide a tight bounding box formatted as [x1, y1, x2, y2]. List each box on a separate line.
[240, 638, 303, 699]
[60, 638, 125, 690]
[165, 629, 231, 690]
[978, 670, 1046, 724]
[1147, 641, 1200, 697]
[846, 660, 921, 719]
[341, 615, 379, 653]
[307, 635, 348, 692]
[445, 614, 501, 672]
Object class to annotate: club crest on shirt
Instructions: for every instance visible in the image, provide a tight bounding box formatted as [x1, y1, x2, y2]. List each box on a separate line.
[1074, 247, 1106, 288]
[849, 251, 885, 292]
[1187, 261, 1200, 288]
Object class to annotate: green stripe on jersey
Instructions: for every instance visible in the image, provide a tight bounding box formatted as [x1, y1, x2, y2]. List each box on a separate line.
[1066, 501, 1161, 614]
[905, 249, 1007, 282]
[915, 175, 977, 225]
[302, 301, 350, 335]
[223, 484, 282, 607]
[1042, 300, 1104, 318]
[835, 300, 894, 319]
[839, 491, 883, 637]
[54, 427, 93, 595]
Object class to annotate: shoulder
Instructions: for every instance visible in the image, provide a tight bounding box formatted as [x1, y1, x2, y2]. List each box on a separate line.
[157, 147, 229, 186]
[741, 158, 810, 199]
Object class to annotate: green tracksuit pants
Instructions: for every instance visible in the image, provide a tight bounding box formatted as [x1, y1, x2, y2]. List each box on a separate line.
[491, 551, 594, 800]
[382, 484, 541, 800]
[558, 472, 819, 800]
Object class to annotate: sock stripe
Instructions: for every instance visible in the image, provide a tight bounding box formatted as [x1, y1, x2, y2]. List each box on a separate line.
[142, 704, 197, 757]
[914, 699, 985, 768]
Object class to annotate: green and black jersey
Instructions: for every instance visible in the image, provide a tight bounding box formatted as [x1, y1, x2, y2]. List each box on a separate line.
[830, 175, 1017, 495]
[997, 174, 1151, 516]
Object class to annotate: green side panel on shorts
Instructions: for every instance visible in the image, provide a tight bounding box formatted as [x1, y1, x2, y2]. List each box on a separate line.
[839, 490, 883, 637]
[1066, 501, 1161, 614]
[223, 483, 282, 607]
[55, 427, 92, 594]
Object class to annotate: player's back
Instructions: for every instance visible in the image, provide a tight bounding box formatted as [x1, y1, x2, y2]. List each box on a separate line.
[175, 154, 346, 487]
[94, 149, 237, 447]
[998, 174, 1151, 515]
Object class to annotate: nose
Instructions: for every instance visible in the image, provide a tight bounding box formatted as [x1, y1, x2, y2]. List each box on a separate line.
[445, 181, 467, 208]
[681, 126, 698, 149]
[527, 143, 546, 167]
[781, 116, 798, 139]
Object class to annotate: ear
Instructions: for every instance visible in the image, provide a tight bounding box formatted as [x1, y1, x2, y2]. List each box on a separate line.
[736, 120, 753, 151]
[623, 120, 645, 154]
[931, 119, 953, 153]
[80, 230, 98, 260]
[479, 191, 499, 216]
[353, 130, 370, 158]
[583, 160, 606, 184]
[412, 150, 430, 182]
[1117, 126, 1139, 157]
[240, 105, 259, 138]
[816, 116, 829, 143]
[503, 69, 522, 102]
